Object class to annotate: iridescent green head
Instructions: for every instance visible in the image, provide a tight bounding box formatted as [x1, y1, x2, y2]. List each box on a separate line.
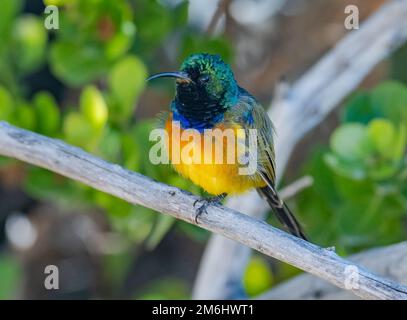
[147, 53, 239, 130]
[178, 53, 238, 102]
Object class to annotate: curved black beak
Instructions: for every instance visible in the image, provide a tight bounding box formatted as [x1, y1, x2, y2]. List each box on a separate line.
[146, 71, 192, 83]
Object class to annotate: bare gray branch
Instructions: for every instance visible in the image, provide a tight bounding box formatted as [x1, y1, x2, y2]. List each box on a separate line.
[0, 121, 406, 300]
[257, 241, 407, 300]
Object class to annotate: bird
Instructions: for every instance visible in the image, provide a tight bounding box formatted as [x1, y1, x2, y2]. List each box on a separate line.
[147, 53, 307, 240]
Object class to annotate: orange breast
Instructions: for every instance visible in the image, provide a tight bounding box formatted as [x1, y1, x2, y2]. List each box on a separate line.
[164, 115, 265, 195]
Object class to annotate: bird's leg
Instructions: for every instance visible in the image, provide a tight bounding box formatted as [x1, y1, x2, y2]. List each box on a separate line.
[193, 193, 227, 223]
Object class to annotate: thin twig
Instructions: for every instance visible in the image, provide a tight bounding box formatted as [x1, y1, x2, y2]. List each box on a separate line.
[206, 0, 231, 36]
[279, 176, 313, 200]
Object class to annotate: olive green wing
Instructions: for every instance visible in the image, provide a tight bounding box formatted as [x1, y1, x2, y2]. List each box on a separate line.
[224, 92, 308, 240]
[223, 91, 276, 183]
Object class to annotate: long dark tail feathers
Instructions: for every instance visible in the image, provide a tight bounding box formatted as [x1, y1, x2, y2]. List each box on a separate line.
[257, 186, 308, 241]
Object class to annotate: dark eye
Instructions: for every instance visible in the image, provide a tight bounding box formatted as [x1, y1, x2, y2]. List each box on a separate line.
[199, 74, 210, 83]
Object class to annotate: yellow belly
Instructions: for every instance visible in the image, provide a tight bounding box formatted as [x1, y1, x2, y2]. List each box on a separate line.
[165, 118, 265, 195]
[172, 161, 263, 195]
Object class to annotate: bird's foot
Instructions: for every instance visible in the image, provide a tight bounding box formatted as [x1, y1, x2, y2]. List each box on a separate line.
[193, 193, 227, 223]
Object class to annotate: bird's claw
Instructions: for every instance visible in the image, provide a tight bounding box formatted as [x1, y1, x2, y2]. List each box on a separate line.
[193, 199, 209, 223]
[193, 194, 226, 223]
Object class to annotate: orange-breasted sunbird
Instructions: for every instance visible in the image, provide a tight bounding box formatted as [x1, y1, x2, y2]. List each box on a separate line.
[147, 53, 307, 240]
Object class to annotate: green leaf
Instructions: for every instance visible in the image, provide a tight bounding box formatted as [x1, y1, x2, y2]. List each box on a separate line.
[14, 15, 47, 73]
[342, 92, 381, 124]
[108, 55, 147, 119]
[80, 85, 108, 130]
[324, 153, 367, 180]
[104, 21, 136, 60]
[330, 123, 371, 160]
[370, 81, 407, 124]
[367, 119, 396, 158]
[14, 102, 36, 130]
[366, 119, 406, 176]
[33, 92, 60, 135]
[342, 82, 407, 126]
[133, 1, 173, 53]
[63, 112, 94, 148]
[0, 0, 22, 41]
[243, 256, 273, 296]
[98, 128, 122, 161]
[369, 162, 399, 180]
[50, 41, 108, 86]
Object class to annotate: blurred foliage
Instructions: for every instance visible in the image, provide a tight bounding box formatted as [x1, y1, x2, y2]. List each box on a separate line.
[295, 81, 407, 254]
[0, 0, 233, 298]
[0, 0, 406, 300]
[244, 81, 407, 298]
[0, 0, 232, 251]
